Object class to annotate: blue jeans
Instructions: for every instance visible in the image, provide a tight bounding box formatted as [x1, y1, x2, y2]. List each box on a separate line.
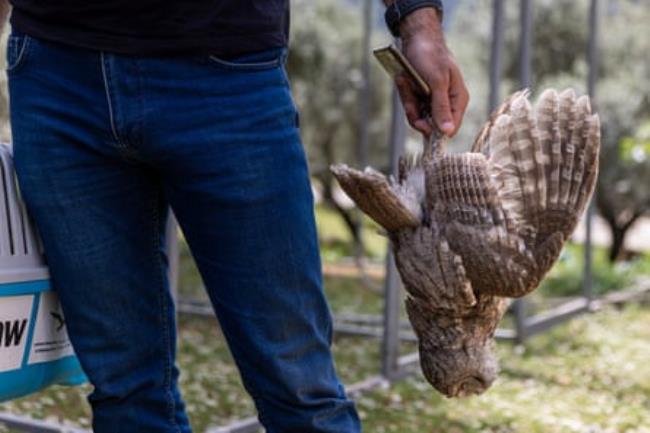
[7, 31, 361, 433]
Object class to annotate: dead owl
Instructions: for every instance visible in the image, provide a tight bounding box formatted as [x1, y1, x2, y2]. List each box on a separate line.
[331, 89, 600, 398]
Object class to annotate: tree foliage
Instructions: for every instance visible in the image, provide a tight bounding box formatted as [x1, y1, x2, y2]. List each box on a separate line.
[446, 0, 650, 261]
[286, 0, 393, 264]
[0, 0, 647, 263]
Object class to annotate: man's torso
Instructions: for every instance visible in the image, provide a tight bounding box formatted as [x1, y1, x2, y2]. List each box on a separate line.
[9, 0, 290, 57]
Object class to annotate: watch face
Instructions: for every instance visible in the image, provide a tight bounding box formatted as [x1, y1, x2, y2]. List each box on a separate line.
[373, 45, 431, 97]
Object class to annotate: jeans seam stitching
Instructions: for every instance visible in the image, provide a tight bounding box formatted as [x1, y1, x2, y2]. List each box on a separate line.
[100, 52, 124, 148]
[152, 195, 181, 433]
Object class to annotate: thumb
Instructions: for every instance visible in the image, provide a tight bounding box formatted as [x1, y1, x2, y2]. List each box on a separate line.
[431, 88, 454, 135]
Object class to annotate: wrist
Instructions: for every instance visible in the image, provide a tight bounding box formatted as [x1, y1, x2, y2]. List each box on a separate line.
[399, 7, 443, 41]
[384, 0, 443, 39]
[0, 1, 10, 32]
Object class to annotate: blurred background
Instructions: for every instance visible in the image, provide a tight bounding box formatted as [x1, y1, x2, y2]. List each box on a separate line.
[1, 0, 649, 432]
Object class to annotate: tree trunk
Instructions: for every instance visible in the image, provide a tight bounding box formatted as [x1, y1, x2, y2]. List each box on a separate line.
[315, 126, 369, 278]
[317, 172, 369, 277]
[601, 210, 642, 263]
[609, 226, 626, 262]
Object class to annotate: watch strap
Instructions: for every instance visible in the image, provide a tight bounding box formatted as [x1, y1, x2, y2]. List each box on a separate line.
[385, 0, 444, 38]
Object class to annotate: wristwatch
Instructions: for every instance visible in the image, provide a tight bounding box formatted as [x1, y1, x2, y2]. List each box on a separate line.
[385, 0, 444, 38]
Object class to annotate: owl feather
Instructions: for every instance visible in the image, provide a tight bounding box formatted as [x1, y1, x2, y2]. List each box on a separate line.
[331, 88, 600, 398]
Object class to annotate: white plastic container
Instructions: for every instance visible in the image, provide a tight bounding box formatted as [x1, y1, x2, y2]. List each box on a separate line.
[0, 144, 85, 402]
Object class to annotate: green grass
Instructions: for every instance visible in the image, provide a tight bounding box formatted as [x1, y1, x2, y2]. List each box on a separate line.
[316, 205, 388, 261]
[538, 243, 650, 298]
[2, 275, 650, 432]
[356, 303, 650, 433]
[2, 217, 650, 432]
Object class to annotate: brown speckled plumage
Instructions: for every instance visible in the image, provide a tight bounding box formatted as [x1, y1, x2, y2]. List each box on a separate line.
[330, 89, 600, 397]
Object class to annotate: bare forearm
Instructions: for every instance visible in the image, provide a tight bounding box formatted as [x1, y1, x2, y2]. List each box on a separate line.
[382, 0, 441, 23]
[399, 7, 443, 41]
[0, 0, 11, 33]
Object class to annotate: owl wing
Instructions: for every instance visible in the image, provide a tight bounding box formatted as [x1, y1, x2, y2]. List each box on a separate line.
[394, 224, 477, 316]
[425, 152, 538, 297]
[434, 89, 600, 297]
[471, 90, 528, 155]
[478, 89, 600, 275]
[330, 161, 424, 232]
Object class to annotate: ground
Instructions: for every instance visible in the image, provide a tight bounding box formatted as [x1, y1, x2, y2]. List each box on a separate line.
[1, 275, 649, 433]
[2, 207, 650, 432]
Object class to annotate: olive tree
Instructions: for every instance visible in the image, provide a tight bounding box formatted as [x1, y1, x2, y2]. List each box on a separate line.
[287, 0, 392, 265]
[448, 0, 650, 262]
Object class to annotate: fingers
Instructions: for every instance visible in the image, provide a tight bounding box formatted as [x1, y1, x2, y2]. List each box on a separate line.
[448, 65, 470, 136]
[396, 74, 433, 136]
[395, 62, 469, 138]
[431, 86, 454, 136]
[430, 64, 469, 137]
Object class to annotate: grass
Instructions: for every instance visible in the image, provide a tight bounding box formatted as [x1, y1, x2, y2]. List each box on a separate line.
[2, 210, 650, 432]
[1, 269, 649, 432]
[538, 243, 650, 298]
[356, 302, 650, 433]
[315, 205, 388, 261]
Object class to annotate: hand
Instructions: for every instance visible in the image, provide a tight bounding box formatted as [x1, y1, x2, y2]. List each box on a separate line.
[395, 8, 469, 137]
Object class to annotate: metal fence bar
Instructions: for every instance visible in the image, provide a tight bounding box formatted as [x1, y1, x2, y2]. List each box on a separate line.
[345, 375, 389, 395]
[381, 250, 402, 380]
[495, 327, 517, 341]
[511, 0, 534, 344]
[206, 417, 261, 433]
[592, 281, 650, 309]
[166, 212, 180, 305]
[207, 375, 390, 433]
[178, 296, 519, 344]
[381, 83, 407, 380]
[488, 0, 505, 113]
[521, 298, 590, 337]
[582, 0, 599, 308]
[519, 0, 533, 89]
[177, 300, 422, 338]
[587, 0, 599, 105]
[333, 323, 418, 342]
[334, 317, 517, 342]
[512, 300, 528, 344]
[334, 313, 413, 330]
[0, 413, 89, 433]
[397, 351, 420, 368]
[177, 298, 214, 316]
[357, 0, 372, 169]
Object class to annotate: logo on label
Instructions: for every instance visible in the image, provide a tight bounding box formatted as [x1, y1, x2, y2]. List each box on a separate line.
[50, 310, 65, 332]
[0, 295, 33, 373]
[28, 291, 74, 365]
[0, 319, 28, 347]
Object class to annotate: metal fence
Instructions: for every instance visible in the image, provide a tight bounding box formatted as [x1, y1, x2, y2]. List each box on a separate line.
[0, 1, 628, 433]
[207, 1, 606, 432]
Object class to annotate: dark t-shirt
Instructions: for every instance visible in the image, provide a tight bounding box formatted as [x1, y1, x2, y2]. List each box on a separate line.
[9, 1, 290, 57]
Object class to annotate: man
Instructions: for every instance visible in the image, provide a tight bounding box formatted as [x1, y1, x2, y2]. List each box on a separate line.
[1, 0, 467, 431]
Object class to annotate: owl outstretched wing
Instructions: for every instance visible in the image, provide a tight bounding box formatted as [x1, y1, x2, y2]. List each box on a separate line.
[430, 90, 600, 297]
